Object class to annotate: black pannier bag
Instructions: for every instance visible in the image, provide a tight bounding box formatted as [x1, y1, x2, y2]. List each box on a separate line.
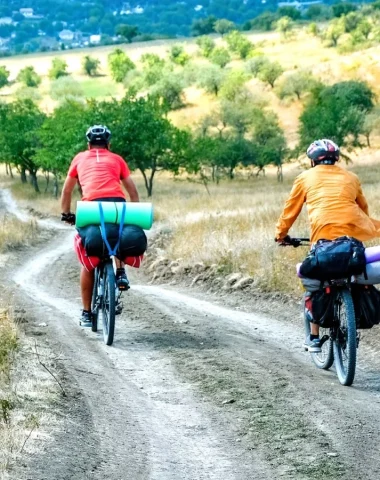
[300, 236, 366, 281]
[306, 289, 336, 328]
[77, 224, 147, 258]
[351, 284, 380, 329]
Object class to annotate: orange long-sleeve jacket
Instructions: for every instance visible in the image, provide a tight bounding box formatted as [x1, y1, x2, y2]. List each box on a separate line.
[275, 165, 380, 243]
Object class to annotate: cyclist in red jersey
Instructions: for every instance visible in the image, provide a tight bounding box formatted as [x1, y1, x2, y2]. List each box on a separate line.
[61, 125, 140, 326]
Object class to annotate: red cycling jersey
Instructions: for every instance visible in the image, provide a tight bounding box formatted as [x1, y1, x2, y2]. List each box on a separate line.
[68, 148, 130, 201]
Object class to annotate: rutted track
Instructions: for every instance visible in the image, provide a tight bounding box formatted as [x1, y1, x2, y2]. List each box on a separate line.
[6, 204, 380, 479]
[11, 232, 266, 480]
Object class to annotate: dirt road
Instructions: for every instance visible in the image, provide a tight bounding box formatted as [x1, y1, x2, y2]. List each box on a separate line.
[6, 205, 380, 479]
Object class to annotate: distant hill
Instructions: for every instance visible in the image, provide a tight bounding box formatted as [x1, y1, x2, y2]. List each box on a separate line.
[0, 0, 276, 55]
[0, 0, 371, 56]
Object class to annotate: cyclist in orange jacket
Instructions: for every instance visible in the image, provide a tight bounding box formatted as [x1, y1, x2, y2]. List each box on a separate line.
[275, 139, 380, 351]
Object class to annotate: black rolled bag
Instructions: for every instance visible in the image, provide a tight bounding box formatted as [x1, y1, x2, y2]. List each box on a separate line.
[77, 224, 148, 259]
[300, 236, 366, 281]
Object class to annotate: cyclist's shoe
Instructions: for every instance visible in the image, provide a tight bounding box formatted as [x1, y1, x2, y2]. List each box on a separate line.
[80, 310, 93, 328]
[116, 268, 130, 291]
[303, 336, 322, 353]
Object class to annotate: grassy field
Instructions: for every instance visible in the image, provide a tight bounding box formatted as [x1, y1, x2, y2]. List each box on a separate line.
[1, 28, 380, 145]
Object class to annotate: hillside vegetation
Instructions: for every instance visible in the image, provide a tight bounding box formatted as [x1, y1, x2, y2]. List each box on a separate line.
[2, 13, 380, 295]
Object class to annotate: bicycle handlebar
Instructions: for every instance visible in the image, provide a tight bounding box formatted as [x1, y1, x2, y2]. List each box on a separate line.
[277, 236, 310, 248]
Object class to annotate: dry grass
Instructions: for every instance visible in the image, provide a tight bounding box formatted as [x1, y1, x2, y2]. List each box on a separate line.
[0, 215, 39, 254]
[149, 161, 380, 294]
[0, 314, 63, 477]
[4, 159, 380, 297]
[0, 307, 18, 476]
[0, 310, 17, 382]
[8, 177, 83, 218]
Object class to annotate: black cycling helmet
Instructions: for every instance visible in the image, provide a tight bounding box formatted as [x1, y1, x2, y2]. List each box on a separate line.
[86, 125, 112, 146]
[306, 139, 340, 165]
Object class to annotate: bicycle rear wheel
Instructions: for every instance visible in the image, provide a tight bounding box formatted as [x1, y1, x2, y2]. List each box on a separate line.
[333, 289, 357, 386]
[101, 262, 116, 346]
[91, 268, 100, 333]
[304, 312, 334, 370]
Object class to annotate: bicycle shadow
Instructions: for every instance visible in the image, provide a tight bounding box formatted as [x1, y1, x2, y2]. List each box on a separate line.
[109, 329, 220, 354]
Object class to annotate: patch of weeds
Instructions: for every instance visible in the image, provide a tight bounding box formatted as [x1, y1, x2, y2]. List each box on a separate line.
[0, 398, 14, 427]
[0, 309, 18, 380]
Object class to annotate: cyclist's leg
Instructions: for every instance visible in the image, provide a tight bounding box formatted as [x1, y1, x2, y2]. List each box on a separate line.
[311, 323, 320, 336]
[81, 267, 95, 311]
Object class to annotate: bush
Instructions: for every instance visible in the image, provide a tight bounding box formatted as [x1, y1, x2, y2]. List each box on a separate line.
[250, 11, 278, 31]
[196, 64, 226, 96]
[82, 55, 101, 76]
[17, 66, 41, 87]
[225, 31, 254, 59]
[214, 19, 236, 36]
[49, 58, 69, 80]
[151, 73, 186, 110]
[170, 45, 191, 66]
[50, 77, 84, 102]
[196, 36, 215, 58]
[15, 86, 42, 101]
[276, 16, 294, 39]
[245, 56, 270, 77]
[0, 65, 9, 89]
[108, 49, 135, 83]
[219, 70, 249, 101]
[210, 47, 231, 68]
[277, 71, 319, 100]
[258, 61, 284, 88]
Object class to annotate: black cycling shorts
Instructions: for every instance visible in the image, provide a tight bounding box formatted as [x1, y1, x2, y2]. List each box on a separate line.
[92, 197, 126, 202]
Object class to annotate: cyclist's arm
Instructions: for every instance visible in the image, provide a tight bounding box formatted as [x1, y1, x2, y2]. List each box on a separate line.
[121, 176, 139, 202]
[275, 176, 306, 241]
[356, 183, 369, 215]
[61, 176, 77, 213]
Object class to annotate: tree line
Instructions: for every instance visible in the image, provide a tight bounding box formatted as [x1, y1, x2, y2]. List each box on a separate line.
[0, 76, 376, 198]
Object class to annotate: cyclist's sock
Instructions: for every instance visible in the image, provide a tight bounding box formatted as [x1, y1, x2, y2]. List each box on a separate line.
[310, 334, 319, 340]
[82, 309, 91, 314]
[116, 267, 125, 274]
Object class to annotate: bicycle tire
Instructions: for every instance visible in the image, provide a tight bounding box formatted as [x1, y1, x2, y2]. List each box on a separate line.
[91, 268, 100, 333]
[333, 289, 357, 386]
[304, 312, 334, 370]
[101, 261, 116, 346]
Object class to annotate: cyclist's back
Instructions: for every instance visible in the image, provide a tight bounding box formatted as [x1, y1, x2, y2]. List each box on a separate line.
[276, 146, 380, 244]
[69, 148, 129, 201]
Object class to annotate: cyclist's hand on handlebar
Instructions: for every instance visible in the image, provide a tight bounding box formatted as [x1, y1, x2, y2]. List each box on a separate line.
[275, 235, 302, 247]
[275, 235, 291, 246]
[61, 212, 76, 225]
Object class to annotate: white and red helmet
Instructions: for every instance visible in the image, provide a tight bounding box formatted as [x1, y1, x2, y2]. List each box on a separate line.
[306, 139, 340, 163]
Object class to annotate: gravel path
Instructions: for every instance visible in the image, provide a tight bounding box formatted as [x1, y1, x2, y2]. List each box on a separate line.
[4, 196, 380, 479]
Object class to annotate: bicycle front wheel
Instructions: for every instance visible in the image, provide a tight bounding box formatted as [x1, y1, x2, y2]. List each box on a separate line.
[333, 289, 357, 386]
[101, 262, 116, 346]
[304, 312, 334, 370]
